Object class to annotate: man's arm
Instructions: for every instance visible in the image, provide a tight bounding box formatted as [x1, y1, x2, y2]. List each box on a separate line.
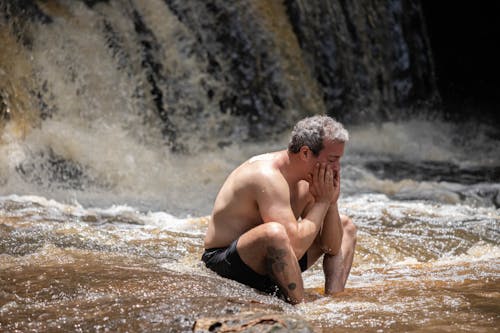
[320, 203, 343, 255]
[319, 171, 342, 255]
[257, 163, 334, 259]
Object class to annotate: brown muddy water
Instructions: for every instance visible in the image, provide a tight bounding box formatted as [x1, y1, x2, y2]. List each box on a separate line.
[1, 194, 498, 332]
[1, 1, 499, 331]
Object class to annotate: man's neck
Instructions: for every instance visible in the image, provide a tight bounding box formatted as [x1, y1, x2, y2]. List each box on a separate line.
[275, 150, 304, 185]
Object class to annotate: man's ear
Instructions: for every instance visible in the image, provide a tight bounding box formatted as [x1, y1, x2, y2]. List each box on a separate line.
[299, 146, 310, 161]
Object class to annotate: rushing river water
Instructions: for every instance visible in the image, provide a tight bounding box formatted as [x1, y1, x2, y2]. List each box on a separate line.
[1, 120, 499, 332]
[1, 1, 499, 331]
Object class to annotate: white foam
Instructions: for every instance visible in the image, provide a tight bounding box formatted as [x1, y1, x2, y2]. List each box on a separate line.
[347, 120, 500, 167]
[434, 242, 500, 265]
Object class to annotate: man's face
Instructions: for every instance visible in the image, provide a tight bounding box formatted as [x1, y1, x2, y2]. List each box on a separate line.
[314, 139, 345, 174]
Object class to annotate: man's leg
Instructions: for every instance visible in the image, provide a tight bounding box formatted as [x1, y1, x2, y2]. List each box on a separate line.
[237, 222, 304, 304]
[323, 215, 357, 294]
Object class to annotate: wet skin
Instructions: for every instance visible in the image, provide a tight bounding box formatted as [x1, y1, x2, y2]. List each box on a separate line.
[205, 140, 356, 303]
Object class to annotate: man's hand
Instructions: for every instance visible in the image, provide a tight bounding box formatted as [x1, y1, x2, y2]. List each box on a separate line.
[308, 163, 335, 204]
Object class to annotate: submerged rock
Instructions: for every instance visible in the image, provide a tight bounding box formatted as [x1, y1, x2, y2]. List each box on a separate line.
[193, 312, 314, 333]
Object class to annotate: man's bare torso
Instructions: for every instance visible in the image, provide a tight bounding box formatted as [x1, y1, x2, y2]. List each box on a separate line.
[204, 151, 312, 249]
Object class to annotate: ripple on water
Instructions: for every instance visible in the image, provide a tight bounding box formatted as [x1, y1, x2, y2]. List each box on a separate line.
[1, 195, 499, 332]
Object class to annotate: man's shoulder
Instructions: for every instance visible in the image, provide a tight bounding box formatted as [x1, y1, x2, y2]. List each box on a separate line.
[243, 155, 282, 178]
[235, 154, 286, 188]
[247, 152, 277, 164]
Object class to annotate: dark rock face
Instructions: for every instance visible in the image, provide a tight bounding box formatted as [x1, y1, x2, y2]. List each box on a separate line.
[421, 1, 499, 124]
[15, 148, 97, 191]
[285, 0, 438, 122]
[0, 0, 438, 151]
[162, 0, 322, 140]
[365, 160, 500, 185]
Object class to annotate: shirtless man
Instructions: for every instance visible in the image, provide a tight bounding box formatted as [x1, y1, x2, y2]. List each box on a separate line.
[202, 115, 357, 304]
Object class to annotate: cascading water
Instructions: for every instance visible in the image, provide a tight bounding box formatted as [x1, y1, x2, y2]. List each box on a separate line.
[1, 1, 499, 332]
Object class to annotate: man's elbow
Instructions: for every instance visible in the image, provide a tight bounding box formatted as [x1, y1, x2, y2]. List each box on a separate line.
[322, 216, 357, 256]
[320, 241, 342, 256]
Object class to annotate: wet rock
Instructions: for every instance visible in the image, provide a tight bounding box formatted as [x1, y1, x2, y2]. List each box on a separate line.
[193, 312, 314, 333]
[284, 0, 439, 122]
[0, 92, 10, 122]
[493, 191, 500, 208]
[79, 0, 110, 8]
[1, 0, 439, 151]
[365, 160, 500, 185]
[15, 148, 99, 191]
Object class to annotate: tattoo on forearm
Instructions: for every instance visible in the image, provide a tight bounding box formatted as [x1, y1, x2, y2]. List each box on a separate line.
[265, 246, 287, 275]
[266, 247, 299, 295]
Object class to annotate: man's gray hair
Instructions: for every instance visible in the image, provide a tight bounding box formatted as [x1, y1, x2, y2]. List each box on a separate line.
[288, 115, 349, 156]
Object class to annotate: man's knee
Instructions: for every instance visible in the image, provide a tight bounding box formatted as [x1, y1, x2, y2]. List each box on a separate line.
[341, 216, 357, 239]
[262, 222, 289, 245]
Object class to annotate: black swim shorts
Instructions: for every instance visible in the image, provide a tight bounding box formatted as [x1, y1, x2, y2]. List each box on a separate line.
[201, 239, 308, 296]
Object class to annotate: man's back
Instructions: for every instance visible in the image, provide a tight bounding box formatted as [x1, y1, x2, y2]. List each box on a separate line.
[204, 150, 313, 249]
[204, 152, 282, 249]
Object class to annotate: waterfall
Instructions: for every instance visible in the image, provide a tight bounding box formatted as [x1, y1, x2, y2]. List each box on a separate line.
[1, 0, 438, 148]
[0, 0, 442, 212]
